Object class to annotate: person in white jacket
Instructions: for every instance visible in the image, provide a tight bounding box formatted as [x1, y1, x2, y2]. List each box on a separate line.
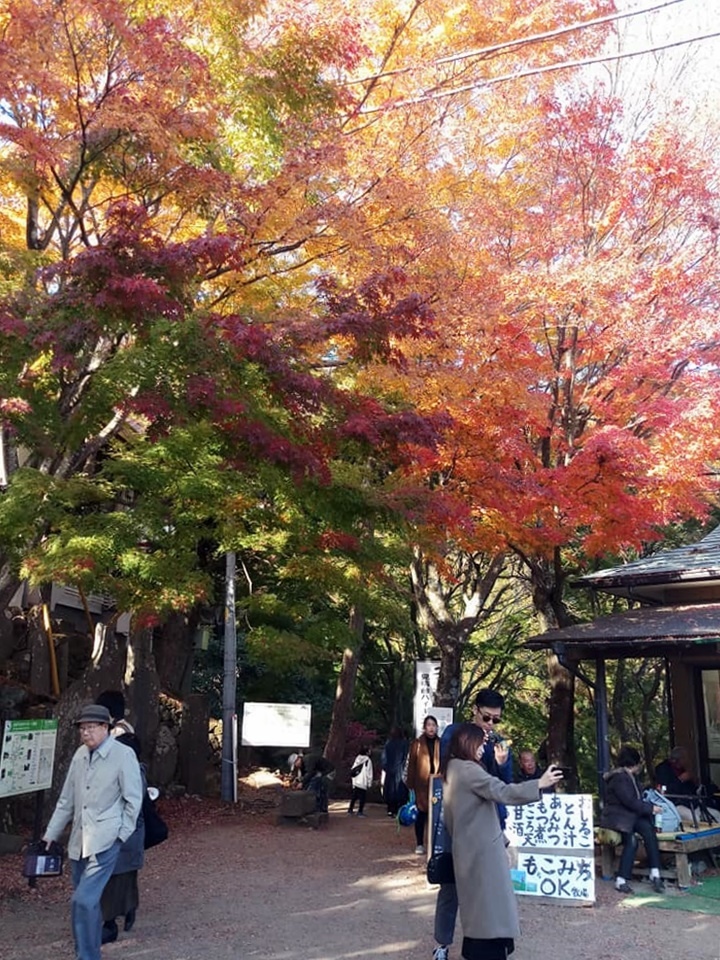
[347, 746, 373, 817]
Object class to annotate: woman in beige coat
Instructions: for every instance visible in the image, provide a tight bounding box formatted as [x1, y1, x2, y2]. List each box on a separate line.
[442, 723, 562, 960]
[406, 715, 441, 854]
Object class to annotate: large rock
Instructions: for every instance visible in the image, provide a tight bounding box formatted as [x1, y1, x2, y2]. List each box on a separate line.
[278, 790, 317, 818]
[150, 723, 179, 786]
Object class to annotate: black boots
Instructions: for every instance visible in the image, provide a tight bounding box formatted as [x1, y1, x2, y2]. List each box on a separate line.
[101, 909, 136, 942]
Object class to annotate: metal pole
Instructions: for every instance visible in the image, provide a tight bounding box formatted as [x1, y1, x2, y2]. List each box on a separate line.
[221, 550, 237, 802]
[595, 657, 610, 808]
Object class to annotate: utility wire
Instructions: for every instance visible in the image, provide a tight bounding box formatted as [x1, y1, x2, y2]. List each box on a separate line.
[345, 0, 690, 88]
[358, 29, 720, 114]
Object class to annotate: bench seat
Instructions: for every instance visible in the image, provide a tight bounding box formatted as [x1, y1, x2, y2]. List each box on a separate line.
[596, 825, 720, 887]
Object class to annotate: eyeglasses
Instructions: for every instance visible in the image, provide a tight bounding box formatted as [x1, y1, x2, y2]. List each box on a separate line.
[481, 714, 501, 724]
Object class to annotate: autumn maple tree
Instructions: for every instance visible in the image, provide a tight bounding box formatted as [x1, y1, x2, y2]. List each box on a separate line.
[3, 0, 720, 781]
[380, 80, 720, 766]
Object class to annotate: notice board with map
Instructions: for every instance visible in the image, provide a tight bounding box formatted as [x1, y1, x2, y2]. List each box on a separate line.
[0, 718, 58, 798]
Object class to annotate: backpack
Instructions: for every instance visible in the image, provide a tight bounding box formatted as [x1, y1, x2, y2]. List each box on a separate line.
[643, 788, 682, 833]
[397, 789, 418, 826]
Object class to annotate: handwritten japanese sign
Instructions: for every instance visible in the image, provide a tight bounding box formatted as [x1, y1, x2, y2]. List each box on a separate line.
[505, 793, 594, 850]
[511, 852, 595, 901]
[506, 794, 595, 903]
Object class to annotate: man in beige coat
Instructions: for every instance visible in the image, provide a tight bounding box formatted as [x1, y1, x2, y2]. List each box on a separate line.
[43, 703, 143, 960]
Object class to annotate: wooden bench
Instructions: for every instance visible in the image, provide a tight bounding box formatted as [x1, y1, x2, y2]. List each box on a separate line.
[656, 828, 720, 887]
[597, 826, 720, 888]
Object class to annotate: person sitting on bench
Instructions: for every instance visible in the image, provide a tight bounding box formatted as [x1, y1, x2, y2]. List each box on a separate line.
[655, 747, 720, 826]
[600, 745, 665, 895]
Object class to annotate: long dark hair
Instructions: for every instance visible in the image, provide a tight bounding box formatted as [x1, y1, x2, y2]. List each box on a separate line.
[616, 745, 641, 769]
[440, 723, 486, 780]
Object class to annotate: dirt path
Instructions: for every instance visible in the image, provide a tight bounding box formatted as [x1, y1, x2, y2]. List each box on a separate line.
[1, 798, 718, 960]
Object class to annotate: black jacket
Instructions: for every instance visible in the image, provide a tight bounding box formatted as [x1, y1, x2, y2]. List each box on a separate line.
[600, 768, 653, 833]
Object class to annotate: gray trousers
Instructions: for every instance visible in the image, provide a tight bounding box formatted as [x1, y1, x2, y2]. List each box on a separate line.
[434, 882, 458, 946]
[70, 841, 122, 960]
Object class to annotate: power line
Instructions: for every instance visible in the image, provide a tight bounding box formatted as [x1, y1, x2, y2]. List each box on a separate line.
[345, 0, 690, 89]
[358, 29, 720, 114]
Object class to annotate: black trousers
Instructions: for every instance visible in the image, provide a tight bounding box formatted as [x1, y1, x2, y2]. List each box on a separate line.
[619, 816, 661, 879]
[349, 787, 367, 813]
[415, 809, 428, 846]
[462, 937, 514, 960]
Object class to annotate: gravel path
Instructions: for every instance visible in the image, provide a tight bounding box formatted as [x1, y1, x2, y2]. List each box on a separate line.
[1, 798, 718, 960]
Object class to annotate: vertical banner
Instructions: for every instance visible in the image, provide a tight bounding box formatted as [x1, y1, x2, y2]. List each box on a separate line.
[505, 793, 596, 904]
[414, 660, 439, 732]
[429, 775, 449, 858]
[414, 661, 453, 735]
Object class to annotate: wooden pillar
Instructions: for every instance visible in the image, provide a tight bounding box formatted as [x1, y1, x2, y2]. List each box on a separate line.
[595, 656, 610, 806]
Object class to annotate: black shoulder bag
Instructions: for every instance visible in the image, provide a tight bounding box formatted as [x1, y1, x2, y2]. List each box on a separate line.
[426, 802, 455, 885]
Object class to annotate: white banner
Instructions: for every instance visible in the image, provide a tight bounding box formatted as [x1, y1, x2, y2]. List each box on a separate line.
[240, 702, 311, 748]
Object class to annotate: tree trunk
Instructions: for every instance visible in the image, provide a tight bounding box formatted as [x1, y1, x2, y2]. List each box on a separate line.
[323, 606, 365, 767]
[410, 548, 506, 708]
[0, 561, 23, 664]
[47, 630, 125, 802]
[434, 640, 463, 707]
[545, 649, 576, 786]
[528, 551, 577, 789]
[125, 624, 161, 764]
[154, 609, 197, 699]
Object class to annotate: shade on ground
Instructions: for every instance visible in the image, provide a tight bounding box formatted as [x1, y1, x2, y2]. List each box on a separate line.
[619, 876, 720, 916]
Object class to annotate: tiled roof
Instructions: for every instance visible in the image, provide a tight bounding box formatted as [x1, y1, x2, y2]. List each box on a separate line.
[526, 603, 720, 648]
[575, 526, 720, 590]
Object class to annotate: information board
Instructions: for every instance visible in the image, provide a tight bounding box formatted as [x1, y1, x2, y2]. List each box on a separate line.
[0, 718, 58, 798]
[240, 702, 311, 748]
[506, 793, 595, 903]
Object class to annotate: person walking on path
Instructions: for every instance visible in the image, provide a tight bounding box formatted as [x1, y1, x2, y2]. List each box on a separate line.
[406, 715, 441, 854]
[381, 726, 409, 818]
[433, 689, 513, 960]
[600, 744, 666, 895]
[95, 690, 146, 944]
[348, 746, 374, 816]
[42, 703, 143, 960]
[442, 723, 562, 960]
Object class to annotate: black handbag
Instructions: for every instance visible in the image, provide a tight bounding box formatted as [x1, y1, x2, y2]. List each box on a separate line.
[426, 796, 454, 884]
[350, 759, 365, 778]
[427, 850, 455, 884]
[142, 793, 169, 850]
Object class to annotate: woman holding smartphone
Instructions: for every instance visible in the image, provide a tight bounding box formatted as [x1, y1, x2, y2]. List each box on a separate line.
[441, 723, 563, 960]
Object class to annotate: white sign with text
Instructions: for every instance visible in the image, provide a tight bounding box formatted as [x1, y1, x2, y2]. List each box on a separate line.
[240, 702, 311, 748]
[506, 793, 595, 903]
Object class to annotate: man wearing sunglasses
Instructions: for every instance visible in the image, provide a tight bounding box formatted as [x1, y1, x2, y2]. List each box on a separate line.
[432, 689, 513, 960]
